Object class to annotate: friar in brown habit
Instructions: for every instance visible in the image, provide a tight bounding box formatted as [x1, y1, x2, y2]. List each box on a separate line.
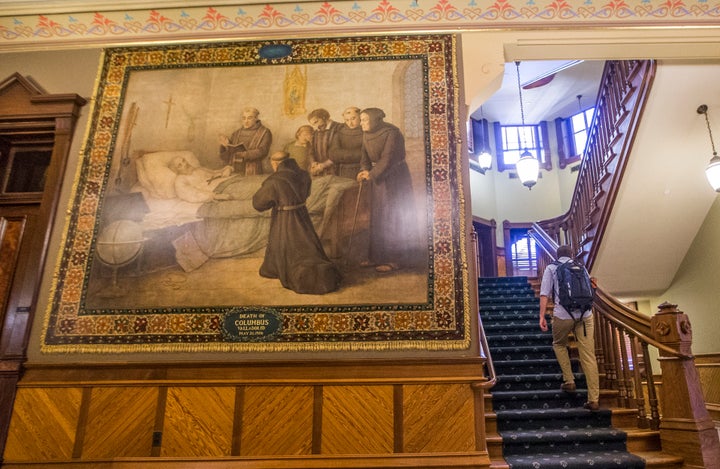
[252, 151, 341, 295]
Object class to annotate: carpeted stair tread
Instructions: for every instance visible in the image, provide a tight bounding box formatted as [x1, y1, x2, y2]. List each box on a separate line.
[486, 332, 551, 340]
[501, 427, 628, 444]
[485, 334, 551, 347]
[491, 347, 556, 361]
[501, 428, 631, 455]
[481, 303, 540, 312]
[491, 392, 587, 411]
[484, 321, 539, 331]
[478, 276, 529, 284]
[481, 298, 540, 306]
[493, 377, 587, 393]
[494, 359, 580, 374]
[481, 310, 542, 320]
[478, 284, 535, 291]
[495, 408, 613, 432]
[503, 449, 646, 468]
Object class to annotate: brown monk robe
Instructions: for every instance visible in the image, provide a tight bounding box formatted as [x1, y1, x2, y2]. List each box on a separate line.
[356, 107, 419, 273]
[252, 151, 341, 295]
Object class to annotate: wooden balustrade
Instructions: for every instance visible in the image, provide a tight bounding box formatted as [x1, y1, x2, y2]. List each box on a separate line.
[537, 60, 656, 269]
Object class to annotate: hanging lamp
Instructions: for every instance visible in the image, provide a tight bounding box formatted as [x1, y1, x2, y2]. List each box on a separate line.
[697, 104, 720, 192]
[514, 61, 539, 189]
[477, 106, 493, 172]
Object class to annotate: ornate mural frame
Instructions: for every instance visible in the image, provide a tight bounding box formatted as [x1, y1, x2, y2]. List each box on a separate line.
[41, 34, 471, 354]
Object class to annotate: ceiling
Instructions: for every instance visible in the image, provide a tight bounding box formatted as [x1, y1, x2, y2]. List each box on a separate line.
[471, 60, 606, 124]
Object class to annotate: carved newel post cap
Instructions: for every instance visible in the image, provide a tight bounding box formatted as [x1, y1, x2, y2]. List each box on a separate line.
[656, 301, 679, 315]
[652, 301, 692, 348]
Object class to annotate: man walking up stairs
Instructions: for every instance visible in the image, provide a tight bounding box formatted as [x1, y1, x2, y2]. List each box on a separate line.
[479, 276, 646, 468]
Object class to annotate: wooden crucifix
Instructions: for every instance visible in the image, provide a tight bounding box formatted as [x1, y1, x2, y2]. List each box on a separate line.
[163, 95, 175, 128]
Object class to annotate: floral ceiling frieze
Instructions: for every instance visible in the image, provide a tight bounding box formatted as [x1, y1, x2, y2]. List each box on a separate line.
[1, 0, 719, 48]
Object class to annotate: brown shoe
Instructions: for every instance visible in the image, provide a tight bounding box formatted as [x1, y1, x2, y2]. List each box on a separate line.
[584, 401, 599, 411]
[560, 382, 576, 393]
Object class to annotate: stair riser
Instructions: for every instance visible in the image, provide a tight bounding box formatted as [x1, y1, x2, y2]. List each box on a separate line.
[496, 414, 612, 432]
[503, 440, 629, 455]
[492, 353, 556, 361]
[626, 434, 662, 452]
[493, 364, 580, 374]
[481, 303, 539, 309]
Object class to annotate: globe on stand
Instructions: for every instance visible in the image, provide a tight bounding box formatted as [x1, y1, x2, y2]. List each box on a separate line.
[95, 220, 145, 298]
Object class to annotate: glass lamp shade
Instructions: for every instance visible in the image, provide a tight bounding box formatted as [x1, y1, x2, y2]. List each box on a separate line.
[705, 154, 720, 192]
[516, 149, 539, 189]
[477, 150, 492, 171]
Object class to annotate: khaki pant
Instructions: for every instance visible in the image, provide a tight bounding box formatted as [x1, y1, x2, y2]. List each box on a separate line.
[551, 315, 600, 403]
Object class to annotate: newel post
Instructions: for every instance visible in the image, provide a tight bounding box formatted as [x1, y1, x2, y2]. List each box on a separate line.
[651, 302, 720, 469]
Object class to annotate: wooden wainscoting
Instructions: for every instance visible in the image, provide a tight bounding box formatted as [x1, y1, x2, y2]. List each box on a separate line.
[696, 353, 720, 427]
[3, 359, 491, 468]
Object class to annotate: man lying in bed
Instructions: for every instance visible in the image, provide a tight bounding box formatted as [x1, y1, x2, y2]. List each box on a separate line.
[169, 155, 234, 203]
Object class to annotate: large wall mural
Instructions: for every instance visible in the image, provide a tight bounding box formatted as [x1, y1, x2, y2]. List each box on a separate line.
[41, 34, 471, 353]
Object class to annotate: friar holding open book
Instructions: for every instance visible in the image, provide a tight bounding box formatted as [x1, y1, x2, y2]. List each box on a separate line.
[219, 107, 272, 176]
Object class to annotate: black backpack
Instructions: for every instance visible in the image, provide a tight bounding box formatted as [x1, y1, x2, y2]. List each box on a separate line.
[553, 259, 594, 314]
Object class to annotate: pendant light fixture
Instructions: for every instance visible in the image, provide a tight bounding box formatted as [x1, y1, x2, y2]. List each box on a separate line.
[477, 106, 493, 172]
[697, 104, 720, 192]
[514, 61, 539, 189]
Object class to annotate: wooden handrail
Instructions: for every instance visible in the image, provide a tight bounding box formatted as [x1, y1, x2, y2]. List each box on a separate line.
[472, 230, 497, 389]
[529, 224, 691, 360]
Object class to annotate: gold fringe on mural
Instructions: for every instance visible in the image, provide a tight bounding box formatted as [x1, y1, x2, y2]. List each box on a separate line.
[40, 337, 471, 355]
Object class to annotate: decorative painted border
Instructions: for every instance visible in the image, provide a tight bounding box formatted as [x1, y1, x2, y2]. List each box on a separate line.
[1, 0, 719, 49]
[41, 34, 471, 353]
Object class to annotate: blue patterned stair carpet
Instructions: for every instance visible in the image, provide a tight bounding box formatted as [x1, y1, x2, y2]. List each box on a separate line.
[480, 276, 645, 469]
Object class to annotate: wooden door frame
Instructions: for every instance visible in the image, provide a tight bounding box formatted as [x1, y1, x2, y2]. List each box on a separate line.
[471, 216, 497, 278]
[0, 73, 86, 458]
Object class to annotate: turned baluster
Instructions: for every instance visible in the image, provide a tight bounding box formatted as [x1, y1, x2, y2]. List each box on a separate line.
[616, 327, 634, 408]
[602, 317, 618, 390]
[642, 341, 660, 431]
[611, 324, 629, 406]
[629, 334, 649, 429]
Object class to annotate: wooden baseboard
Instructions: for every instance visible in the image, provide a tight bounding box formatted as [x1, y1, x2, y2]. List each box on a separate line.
[2, 452, 492, 468]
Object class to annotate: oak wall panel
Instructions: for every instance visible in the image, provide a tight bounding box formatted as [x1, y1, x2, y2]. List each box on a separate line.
[3, 387, 81, 460]
[0, 218, 25, 324]
[241, 385, 313, 456]
[162, 386, 235, 457]
[81, 387, 158, 458]
[696, 354, 720, 424]
[403, 384, 475, 453]
[322, 385, 394, 455]
[5, 360, 490, 466]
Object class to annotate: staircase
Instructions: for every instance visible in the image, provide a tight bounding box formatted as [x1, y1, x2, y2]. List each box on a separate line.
[479, 276, 683, 468]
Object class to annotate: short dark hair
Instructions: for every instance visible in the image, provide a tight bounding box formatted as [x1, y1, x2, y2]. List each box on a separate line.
[361, 107, 386, 122]
[557, 245, 573, 259]
[308, 108, 330, 121]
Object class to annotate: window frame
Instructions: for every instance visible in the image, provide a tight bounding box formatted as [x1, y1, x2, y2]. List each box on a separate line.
[493, 121, 551, 173]
[556, 106, 595, 169]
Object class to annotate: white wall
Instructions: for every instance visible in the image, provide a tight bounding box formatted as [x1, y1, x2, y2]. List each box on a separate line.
[651, 196, 720, 355]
